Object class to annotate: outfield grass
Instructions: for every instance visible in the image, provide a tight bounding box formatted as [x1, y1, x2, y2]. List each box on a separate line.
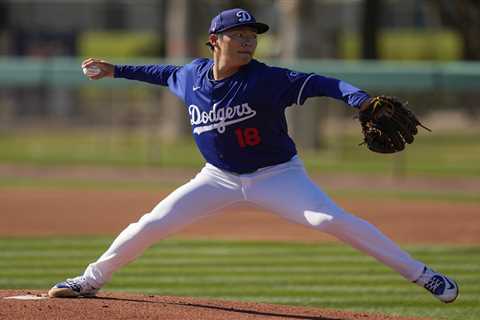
[303, 131, 480, 177]
[0, 129, 479, 177]
[0, 238, 478, 319]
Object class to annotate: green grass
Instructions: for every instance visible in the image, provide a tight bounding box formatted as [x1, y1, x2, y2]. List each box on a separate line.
[340, 29, 462, 60]
[0, 129, 479, 177]
[0, 176, 179, 192]
[0, 130, 203, 168]
[303, 132, 480, 177]
[0, 238, 478, 320]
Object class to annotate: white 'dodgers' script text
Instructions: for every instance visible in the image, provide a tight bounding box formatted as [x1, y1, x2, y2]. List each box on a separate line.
[189, 103, 257, 134]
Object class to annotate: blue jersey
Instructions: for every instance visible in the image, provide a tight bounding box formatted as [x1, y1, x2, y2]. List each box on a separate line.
[115, 58, 369, 174]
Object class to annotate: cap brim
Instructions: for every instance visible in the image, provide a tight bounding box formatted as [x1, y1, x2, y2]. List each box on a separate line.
[213, 22, 270, 34]
[249, 22, 269, 34]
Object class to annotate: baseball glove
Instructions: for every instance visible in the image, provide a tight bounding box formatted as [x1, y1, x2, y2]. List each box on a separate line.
[358, 96, 431, 153]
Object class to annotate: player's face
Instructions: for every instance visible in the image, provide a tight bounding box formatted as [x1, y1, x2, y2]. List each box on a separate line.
[214, 26, 257, 67]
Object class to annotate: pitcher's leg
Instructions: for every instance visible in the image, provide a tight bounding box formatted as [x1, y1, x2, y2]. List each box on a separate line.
[309, 208, 425, 281]
[248, 166, 424, 281]
[83, 169, 243, 287]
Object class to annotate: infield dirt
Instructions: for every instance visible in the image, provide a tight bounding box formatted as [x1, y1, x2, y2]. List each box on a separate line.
[1, 187, 478, 243]
[0, 290, 432, 320]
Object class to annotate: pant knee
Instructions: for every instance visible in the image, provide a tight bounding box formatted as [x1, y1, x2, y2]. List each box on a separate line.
[134, 209, 187, 238]
[122, 212, 162, 238]
[325, 212, 372, 237]
[304, 207, 358, 232]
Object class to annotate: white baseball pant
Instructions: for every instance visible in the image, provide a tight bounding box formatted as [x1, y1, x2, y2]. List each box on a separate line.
[83, 156, 425, 287]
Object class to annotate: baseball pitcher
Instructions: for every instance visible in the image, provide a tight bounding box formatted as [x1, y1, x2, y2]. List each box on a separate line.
[49, 8, 458, 303]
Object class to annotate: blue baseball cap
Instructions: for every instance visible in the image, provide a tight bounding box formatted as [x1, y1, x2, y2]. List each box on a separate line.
[208, 8, 269, 34]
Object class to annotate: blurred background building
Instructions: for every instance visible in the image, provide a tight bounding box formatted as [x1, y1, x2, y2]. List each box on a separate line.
[0, 0, 479, 152]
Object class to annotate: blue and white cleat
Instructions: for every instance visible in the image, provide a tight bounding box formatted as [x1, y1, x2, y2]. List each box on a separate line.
[48, 276, 99, 298]
[415, 266, 459, 303]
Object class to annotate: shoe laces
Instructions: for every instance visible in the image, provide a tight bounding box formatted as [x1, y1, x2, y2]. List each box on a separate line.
[65, 276, 97, 293]
[65, 277, 84, 292]
[424, 275, 445, 295]
[416, 268, 446, 295]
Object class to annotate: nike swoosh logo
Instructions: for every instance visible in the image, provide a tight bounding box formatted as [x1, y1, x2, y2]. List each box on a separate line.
[445, 277, 456, 290]
[193, 86, 201, 91]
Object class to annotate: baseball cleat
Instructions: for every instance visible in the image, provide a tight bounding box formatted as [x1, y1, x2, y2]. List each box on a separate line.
[48, 276, 99, 298]
[415, 266, 459, 303]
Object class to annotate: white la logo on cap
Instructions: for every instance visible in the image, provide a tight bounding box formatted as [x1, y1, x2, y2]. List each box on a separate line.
[236, 11, 251, 22]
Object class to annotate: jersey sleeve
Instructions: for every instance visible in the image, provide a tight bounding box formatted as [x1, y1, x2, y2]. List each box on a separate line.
[272, 67, 370, 109]
[299, 74, 370, 108]
[114, 64, 183, 87]
[114, 64, 189, 101]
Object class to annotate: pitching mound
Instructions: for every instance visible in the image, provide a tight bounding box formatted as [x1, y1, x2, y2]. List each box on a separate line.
[0, 290, 430, 320]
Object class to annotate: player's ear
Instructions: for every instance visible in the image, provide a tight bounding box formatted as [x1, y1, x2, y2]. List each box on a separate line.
[209, 34, 220, 49]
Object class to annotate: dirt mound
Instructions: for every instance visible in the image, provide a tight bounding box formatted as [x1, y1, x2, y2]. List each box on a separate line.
[0, 290, 429, 320]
